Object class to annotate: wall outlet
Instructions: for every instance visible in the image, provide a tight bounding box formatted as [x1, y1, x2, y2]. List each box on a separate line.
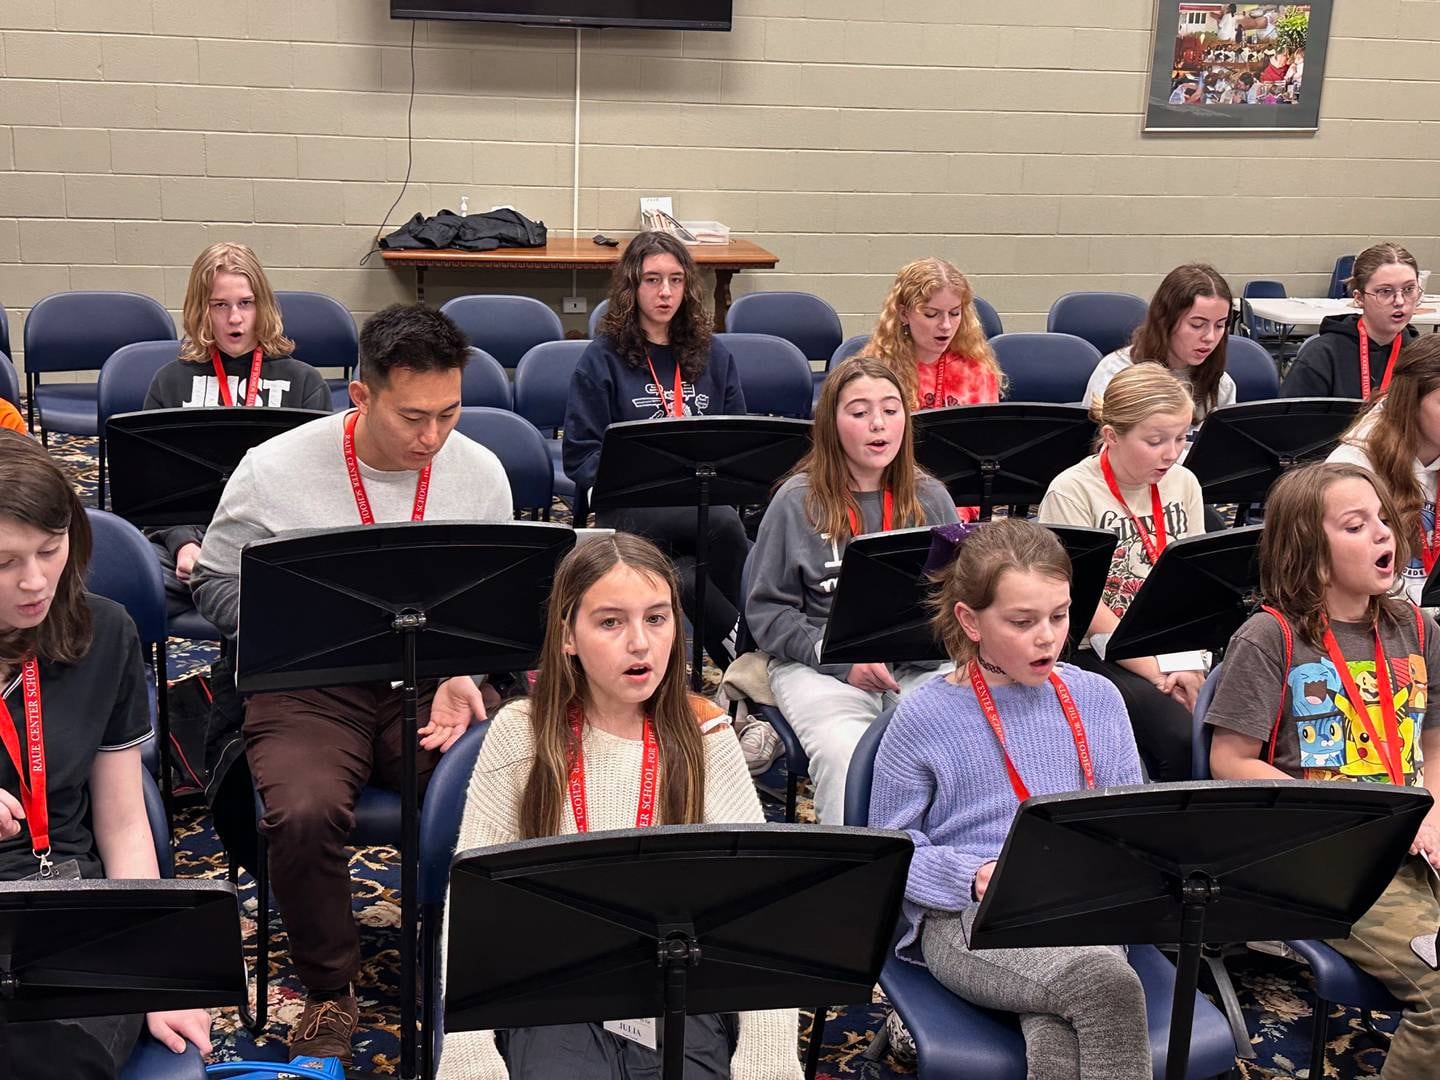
[562, 296, 587, 314]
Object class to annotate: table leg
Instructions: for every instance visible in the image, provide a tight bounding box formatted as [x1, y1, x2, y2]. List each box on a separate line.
[713, 269, 735, 332]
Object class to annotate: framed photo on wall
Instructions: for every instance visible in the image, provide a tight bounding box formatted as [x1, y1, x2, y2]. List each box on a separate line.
[1144, 3, 1333, 133]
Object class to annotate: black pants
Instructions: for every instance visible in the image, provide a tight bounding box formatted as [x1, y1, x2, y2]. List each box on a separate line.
[595, 504, 747, 670]
[1070, 649, 1195, 782]
[6, 1015, 143, 1080]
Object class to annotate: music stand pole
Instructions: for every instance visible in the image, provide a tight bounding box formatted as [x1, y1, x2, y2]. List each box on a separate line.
[690, 466, 715, 691]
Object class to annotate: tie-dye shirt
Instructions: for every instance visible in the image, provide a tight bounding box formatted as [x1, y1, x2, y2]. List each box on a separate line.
[914, 351, 999, 411]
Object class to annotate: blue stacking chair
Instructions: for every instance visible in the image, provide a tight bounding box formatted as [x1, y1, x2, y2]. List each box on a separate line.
[460, 346, 512, 409]
[419, 722, 490, 1080]
[1224, 335, 1280, 403]
[990, 332, 1102, 403]
[275, 290, 359, 411]
[973, 295, 1004, 340]
[1239, 281, 1295, 342]
[588, 298, 610, 338]
[23, 291, 175, 441]
[514, 339, 590, 523]
[95, 340, 184, 508]
[715, 332, 814, 419]
[847, 710, 1238, 1080]
[453, 406, 555, 519]
[1, 351, 20, 410]
[1047, 291, 1148, 358]
[439, 295, 565, 369]
[117, 769, 209, 1080]
[1329, 255, 1356, 300]
[815, 334, 872, 408]
[725, 291, 844, 401]
[0, 302, 10, 361]
[1191, 666, 1404, 1077]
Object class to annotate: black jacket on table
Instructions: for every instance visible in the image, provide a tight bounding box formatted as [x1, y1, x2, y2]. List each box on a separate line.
[1279, 313, 1420, 400]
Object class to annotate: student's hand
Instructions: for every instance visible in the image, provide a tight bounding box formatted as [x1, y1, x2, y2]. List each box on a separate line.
[146, 1008, 213, 1055]
[846, 663, 901, 695]
[973, 861, 998, 900]
[1413, 808, 1440, 864]
[175, 542, 202, 582]
[0, 788, 23, 840]
[420, 676, 488, 752]
[1162, 670, 1206, 712]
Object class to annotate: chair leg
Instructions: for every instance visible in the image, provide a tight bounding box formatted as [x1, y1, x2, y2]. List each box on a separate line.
[1201, 948, 1256, 1059]
[1309, 995, 1330, 1077]
[785, 772, 798, 824]
[249, 830, 271, 1035]
[803, 1005, 827, 1080]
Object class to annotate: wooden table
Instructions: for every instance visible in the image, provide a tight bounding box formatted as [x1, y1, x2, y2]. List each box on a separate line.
[1236, 295, 1440, 331]
[382, 237, 778, 330]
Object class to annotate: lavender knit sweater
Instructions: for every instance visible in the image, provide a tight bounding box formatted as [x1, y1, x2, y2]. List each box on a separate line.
[869, 664, 1144, 961]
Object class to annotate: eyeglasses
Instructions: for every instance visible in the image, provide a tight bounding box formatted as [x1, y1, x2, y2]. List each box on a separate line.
[1362, 285, 1422, 303]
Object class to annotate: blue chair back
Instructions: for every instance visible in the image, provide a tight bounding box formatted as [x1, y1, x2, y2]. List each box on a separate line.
[716, 332, 813, 418]
[453, 406, 554, 515]
[0, 303, 9, 359]
[23, 292, 175, 375]
[974, 295, 1004, 339]
[1046, 291, 1147, 357]
[98, 341, 183, 426]
[990, 332, 1102, 403]
[0, 352, 19, 408]
[1190, 665, 1223, 781]
[588, 298, 610, 338]
[514, 340, 589, 434]
[844, 707, 896, 827]
[84, 509, 167, 648]
[1241, 280, 1289, 340]
[143, 768, 173, 877]
[460, 346, 512, 409]
[418, 722, 490, 908]
[725, 291, 844, 365]
[830, 334, 870, 370]
[1328, 254, 1356, 299]
[276, 291, 359, 376]
[1225, 335, 1280, 402]
[439, 295, 564, 368]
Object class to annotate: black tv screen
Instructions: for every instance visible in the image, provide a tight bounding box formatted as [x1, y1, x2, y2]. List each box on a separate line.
[391, 1, 732, 31]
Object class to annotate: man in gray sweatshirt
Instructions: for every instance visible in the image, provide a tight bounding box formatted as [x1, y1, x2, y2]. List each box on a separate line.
[190, 304, 511, 1062]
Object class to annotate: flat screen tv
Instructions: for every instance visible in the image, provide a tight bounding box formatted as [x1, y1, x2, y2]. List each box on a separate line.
[391, 1, 732, 31]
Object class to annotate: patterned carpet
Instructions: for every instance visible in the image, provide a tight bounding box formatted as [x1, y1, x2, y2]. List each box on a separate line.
[37, 422, 1405, 1078]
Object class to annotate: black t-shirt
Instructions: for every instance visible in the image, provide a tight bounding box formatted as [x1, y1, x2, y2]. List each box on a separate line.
[0, 595, 152, 880]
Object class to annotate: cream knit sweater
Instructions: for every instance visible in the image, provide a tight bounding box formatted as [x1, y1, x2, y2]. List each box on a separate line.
[437, 699, 804, 1080]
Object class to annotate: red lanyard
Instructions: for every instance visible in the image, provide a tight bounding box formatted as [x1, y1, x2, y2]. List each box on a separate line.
[1320, 622, 1405, 786]
[1357, 322, 1403, 402]
[967, 660, 1095, 802]
[566, 707, 659, 832]
[847, 489, 894, 537]
[924, 352, 950, 408]
[1099, 449, 1166, 564]
[0, 658, 52, 868]
[1420, 514, 1440, 576]
[210, 346, 264, 408]
[341, 411, 430, 526]
[645, 350, 684, 418]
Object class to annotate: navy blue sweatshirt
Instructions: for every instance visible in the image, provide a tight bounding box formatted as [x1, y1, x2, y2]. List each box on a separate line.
[563, 335, 747, 492]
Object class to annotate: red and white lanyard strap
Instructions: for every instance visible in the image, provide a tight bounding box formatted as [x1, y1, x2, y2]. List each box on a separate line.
[968, 660, 1096, 803]
[846, 489, 894, 538]
[1099, 448, 1166, 564]
[929, 352, 950, 407]
[210, 346, 265, 408]
[0, 657, 52, 870]
[645, 350, 685, 418]
[1420, 514, 1440, 576]
[1320, 621, 1405, 786]
[1357, 321, 1403, 402]
[341, 410, 430, 525]
[566, 706, 659, 833]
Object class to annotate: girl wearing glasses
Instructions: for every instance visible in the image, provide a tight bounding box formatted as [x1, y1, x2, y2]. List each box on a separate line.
[1282, 242, 1425, 401]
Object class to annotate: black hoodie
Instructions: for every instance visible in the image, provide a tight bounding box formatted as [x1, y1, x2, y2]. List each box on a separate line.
[1280, 313, 1420, 399]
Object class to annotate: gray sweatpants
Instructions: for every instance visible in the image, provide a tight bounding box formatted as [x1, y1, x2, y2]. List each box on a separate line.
[920, 906, 1151, 1080]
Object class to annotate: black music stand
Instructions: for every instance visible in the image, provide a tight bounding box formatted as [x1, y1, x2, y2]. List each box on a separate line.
[1102, 525, 1263, 662]
[1186, 398, 1361, 526]
[590, 416, 812, 690]
[235, 521, 575, 1080]
[912, 404, 1096, 519]
[0, 879, 246, 1077]
[818, 525, 1116, 666]
[1418, 558, 1440, 608]
[444, 825, 912, 1080]
[106, 407, 327, 525]
[970, 781, 1432, 1080]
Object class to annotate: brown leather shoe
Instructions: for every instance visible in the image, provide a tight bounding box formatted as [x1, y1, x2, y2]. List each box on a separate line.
[291, 990, 358, 1063]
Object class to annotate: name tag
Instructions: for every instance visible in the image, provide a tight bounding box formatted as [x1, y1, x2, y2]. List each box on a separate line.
[22, 858, 83, 881]
[604, 1017, 657, 1050]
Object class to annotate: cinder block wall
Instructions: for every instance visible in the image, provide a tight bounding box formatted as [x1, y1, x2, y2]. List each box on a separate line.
[2, 0, 1437, 371]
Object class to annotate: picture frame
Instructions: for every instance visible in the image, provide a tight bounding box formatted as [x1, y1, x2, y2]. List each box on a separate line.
[1143, 3, 1333, 133]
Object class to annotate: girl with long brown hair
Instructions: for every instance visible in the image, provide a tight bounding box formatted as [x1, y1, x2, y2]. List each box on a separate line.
[1206, 461, 1440, 1077]
[745, 356, 959, 824]
[1082, 263, 1236, 432]
[1329, 335, 1440, 607]
[0, 432, 212, 1078]
[866, 257, 1001, 413]
[441, 533, 801, 1079]
[564, 231, 748, 671]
